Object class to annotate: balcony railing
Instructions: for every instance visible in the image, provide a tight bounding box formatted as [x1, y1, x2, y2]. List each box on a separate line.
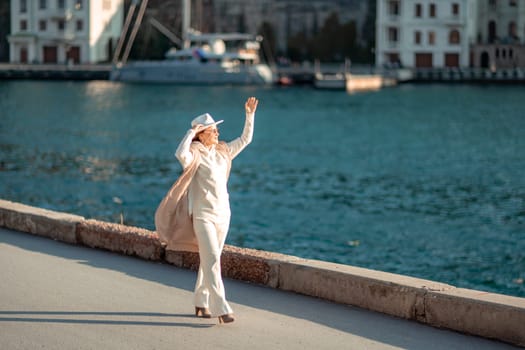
[386, 14, 400, 22]
[48, 9, 73, 21]
[387, 41, 399, 49]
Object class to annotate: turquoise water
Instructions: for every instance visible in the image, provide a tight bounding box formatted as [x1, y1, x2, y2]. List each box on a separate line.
[1, 81, 524, 297]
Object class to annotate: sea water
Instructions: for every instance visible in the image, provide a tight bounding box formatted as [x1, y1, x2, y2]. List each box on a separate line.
[0, 81, 523, 297]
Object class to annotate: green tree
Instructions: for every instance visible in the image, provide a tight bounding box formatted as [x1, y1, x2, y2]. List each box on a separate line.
[287, 10, 374, 64]
[313, 12, 341, 61]
[287, 31, 308, 62]
[340, 20, 357, 60]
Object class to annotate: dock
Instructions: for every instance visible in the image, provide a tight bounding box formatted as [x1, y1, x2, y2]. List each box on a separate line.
[0, 63, 111, 80]
[1, 63, 525, 86]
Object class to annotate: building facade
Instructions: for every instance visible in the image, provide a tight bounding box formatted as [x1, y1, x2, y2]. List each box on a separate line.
[471, 0, 525, 69]
[376, 0, 525, 69]
[8, 0, 124, 64]
[376, 0, 476, 68]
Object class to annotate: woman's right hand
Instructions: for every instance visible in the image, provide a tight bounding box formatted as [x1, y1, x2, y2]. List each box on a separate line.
[191, 124, 207, 134]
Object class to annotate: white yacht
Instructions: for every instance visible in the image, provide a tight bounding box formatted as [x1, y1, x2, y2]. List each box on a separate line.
[111, 32, 273, 84]
[110, 0, 274, 85]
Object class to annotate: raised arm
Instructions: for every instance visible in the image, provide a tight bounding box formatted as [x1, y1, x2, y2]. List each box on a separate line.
[227, 97, 258, 159]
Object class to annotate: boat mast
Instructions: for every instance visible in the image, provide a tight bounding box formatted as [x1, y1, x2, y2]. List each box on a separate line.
[121, 0, 149, 65]
[112, 0, 137, 65]
[112, 0, 149, 66]
[182, 0, 191, 49]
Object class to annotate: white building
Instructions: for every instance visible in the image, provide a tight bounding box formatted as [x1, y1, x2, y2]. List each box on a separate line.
[8, 0, 124, 64]
[376, 0, 476, 68]
[471, 0, 525, 69]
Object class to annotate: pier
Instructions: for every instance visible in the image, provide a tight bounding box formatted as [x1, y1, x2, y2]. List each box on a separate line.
[0, 63, 111, 80]
[1, 199, 524, 349]
[1, 63, 525, 86]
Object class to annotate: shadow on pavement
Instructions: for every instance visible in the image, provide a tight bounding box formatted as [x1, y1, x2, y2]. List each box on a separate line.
[0, 229, 517, 350]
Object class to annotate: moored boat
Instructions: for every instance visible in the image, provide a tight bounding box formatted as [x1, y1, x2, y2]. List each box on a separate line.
[110, 0, 274, 85]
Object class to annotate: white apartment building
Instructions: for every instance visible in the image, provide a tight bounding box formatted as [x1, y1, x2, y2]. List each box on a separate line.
[376, 0, 476, 68]
[8, 0, 124, 64]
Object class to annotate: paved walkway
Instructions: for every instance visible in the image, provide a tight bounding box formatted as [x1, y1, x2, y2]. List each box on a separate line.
[0, 227, 519, 350]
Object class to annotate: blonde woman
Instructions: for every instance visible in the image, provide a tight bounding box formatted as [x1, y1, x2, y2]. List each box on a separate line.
[155, 97, 258, 324]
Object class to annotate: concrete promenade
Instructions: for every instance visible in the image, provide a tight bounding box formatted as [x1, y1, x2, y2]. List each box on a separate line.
[0, 227, 519, 350]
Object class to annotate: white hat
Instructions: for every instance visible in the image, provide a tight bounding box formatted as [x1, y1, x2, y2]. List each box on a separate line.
[191, 113, 223, 128]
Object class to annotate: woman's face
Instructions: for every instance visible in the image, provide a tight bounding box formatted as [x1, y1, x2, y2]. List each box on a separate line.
[198, 126, 219, 147]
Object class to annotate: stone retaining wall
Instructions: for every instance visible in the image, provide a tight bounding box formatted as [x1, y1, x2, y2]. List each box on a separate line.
[1, 199, 524, 347]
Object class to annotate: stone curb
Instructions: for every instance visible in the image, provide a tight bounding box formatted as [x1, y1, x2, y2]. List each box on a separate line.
[76, 219, 164, 261]
[0, 199, 524, 347]
[0, 199, 83, 244]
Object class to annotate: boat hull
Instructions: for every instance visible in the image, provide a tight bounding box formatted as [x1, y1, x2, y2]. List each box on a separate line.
[110, 61, 274, 85]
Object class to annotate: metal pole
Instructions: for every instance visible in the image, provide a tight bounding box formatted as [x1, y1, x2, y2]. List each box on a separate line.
[121, 0, 149, 65]
[148, 17, 183, 47]
[112, 1, 138, 65]
[182, 0, 191, 49]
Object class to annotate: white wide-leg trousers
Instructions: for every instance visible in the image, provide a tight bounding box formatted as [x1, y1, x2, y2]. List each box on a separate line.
[192, 218, 233, 316]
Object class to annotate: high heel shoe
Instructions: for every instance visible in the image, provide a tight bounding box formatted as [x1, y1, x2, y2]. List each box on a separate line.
[195, 307, 211, 318]
[218, 314, 235, 324]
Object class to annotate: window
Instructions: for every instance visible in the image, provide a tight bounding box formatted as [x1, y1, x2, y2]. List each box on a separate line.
[39, 20, 47, 31]
[20, 20, 27, 31]
[452, 3, 459, 16]
[495, 48, 499, 58]
[20, 0, 27, 13]
[449, 30, 460, 44]
[58, 0, 65, 9]
[388, 27, 399, 42]
[75, 0, 83, 10]
[509, 48, 513, 58]
[428, 31, 435, 45]
[415, 3, 422, 17]
[414, 31, 422, 44]
[489, 0, 497, 8]
[39, 0, 47, 9]
[388, 0, 399, 15]
[489, 21, 497, 43]
[509, 21, 517, 38]
[58, 20, 65, 31]
[76, 20, 83, 31]
[429, 3, 436, 18]
[510, 0, 517, 6]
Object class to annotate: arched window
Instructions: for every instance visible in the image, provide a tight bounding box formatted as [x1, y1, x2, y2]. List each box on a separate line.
[449, 30, 460, 44]
[480, 51, 490, 68]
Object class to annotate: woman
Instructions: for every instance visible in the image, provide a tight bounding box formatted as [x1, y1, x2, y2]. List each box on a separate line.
[155, 97, 258, 324]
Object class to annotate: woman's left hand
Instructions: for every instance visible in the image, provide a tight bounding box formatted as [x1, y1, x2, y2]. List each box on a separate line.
[245, 97, 258, 114]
